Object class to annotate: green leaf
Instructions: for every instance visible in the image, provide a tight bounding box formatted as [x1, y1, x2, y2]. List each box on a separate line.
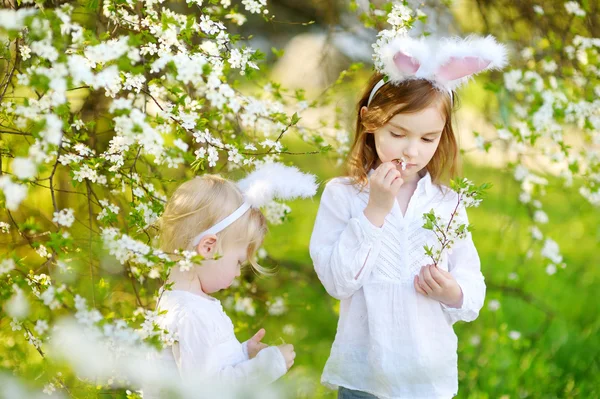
[291, 112, 300, 125]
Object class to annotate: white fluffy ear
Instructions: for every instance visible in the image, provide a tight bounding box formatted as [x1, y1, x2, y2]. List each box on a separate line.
[376, 34, 508, 91]
[237, 163, 318, 208]
[434, 35, 508, 89]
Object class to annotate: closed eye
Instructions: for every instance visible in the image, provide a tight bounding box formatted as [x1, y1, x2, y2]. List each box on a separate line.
[391, 131, 436, 143]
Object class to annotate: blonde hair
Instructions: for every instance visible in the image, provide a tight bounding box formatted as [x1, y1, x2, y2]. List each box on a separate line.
[158, 175, 268, 274]
[347, 73, 462, 189]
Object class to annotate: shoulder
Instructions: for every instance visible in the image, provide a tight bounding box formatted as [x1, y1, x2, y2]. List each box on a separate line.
[429, 183, 470, 222]
[157, 291, 221, 333]
[431, 183, 459, 203]
[323, 176, 363, 197]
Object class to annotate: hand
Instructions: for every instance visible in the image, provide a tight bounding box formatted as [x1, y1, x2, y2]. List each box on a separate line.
[363, 162, 404, 227]
[277, 343, 296, 370]
[247, 328, 268, 359]
[414, 264, 463, 308]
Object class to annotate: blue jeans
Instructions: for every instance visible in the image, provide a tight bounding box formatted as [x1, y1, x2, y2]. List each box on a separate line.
[338, 386, 379, 399]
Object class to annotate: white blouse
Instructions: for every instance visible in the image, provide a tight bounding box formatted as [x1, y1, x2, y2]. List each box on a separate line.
[145, 290, 287, 397]
[310, 171, 485, 399]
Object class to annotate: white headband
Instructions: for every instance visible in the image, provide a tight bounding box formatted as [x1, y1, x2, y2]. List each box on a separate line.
[367, 35, 507, 106]
[190, 163, 318, 248]
[367, 78, 453, 106]
[191, 202, 251, 247]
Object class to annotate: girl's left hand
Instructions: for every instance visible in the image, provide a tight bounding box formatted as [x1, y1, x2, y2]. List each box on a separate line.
[414, 264, 463, 308]
[247, 328, 269, 359]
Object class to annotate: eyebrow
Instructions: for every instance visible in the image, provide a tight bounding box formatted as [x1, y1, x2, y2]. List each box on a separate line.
[389, 123, 443, 136]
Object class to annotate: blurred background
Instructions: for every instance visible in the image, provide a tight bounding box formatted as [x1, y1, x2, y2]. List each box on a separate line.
[223, 1, 600, 398]
[1, 0, 599, 398]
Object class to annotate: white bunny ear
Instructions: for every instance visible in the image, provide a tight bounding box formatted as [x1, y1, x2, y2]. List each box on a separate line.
[237, 163, 318, 208]
[393, 51, 421, 75]
[436, 56, 492, 81]
[434, 35, 508, 89]
[374, 34, 508, 92]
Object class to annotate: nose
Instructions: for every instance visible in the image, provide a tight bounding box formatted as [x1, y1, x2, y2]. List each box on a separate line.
[404, 142, 419, 159]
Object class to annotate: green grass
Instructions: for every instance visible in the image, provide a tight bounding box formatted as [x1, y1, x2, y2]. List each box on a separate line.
[232, 160, 600, 398]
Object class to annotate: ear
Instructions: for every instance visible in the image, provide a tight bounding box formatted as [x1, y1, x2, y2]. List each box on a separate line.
[360, 106, 374, 134]
[393, 51, 420, 74]
[360, 106, 368, 119]
[195, 234, 218, 258]
[436, 56, 492, 82]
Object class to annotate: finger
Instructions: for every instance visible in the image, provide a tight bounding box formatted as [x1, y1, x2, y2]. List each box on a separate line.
[374, 162, 390, 176]
[414, 275, 428, 295]
[429, 265, 447, 286]
[419, 267, 433, 294]
[435, 266, 453, 279]
[390, 175, 404, 194]
[423, 265, 441, 291]
[251, 328, 266, 342]
[383, 168, 401, 187]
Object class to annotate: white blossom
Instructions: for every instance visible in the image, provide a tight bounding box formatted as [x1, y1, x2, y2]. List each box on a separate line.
[0, 176, 28, 211]
[541, 238, 563, 264]
[267, 297, 287, 316]
[234, 297, 255, 316]
[43, 383, 56, 395]
[564, 1, 586, 16]
[6, 286, 29, 319]
[53, 208, 75, 228]
[533, 210, 549, 224]
[1, 258, 16, 275]
[263, 201, 291, 224]
[35, 319, 50, 335]
[546, 264, 557, 275]
[509, 331, 521, 340]
[488, 299, 501, 311]
[242, 0, 267, 14]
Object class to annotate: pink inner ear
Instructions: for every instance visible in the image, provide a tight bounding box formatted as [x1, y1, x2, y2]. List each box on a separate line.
[436, 56, 492, 81]
[393, 51, 420, 74]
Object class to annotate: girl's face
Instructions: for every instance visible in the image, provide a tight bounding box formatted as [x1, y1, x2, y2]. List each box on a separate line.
[196, 243, 248, 294]
[364, 101, 446, 182]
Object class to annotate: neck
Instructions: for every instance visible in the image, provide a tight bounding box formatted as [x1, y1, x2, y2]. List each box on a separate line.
[167, 270, 212, 299]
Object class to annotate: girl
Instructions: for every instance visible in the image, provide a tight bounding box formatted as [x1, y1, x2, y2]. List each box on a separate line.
[310, 36, 507, 399]
[147, 163, 317, 397]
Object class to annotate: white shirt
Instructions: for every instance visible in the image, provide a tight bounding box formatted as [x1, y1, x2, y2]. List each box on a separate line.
[144, 290, 287, 398]
[310, 171, 485, 399]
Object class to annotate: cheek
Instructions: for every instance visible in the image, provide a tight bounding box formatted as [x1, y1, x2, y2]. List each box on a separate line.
[425, 141, 441, 159]
[374, 134, 400, 160]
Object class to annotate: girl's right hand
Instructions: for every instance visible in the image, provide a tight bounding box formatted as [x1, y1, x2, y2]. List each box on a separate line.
[364, 162, 404, 227]
[277, 343, 296, 370]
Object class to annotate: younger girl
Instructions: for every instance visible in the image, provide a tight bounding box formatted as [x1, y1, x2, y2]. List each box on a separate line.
[310, 36, 507, 398]
[147, 163, 316, 397]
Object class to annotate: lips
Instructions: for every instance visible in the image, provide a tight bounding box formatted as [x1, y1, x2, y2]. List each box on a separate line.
[396, 162, 417, 169]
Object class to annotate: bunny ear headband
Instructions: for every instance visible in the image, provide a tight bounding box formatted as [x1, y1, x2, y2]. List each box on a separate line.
[190, 163, 318, 247]
[368, 35, 508, 106]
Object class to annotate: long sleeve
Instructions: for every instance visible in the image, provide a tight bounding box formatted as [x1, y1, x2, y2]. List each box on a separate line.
[440, 207, 486, 324]
[176, 317, 287, 386]
[310, 180, 385, 300]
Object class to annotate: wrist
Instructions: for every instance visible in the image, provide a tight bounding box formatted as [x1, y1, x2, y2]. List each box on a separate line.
[444, 287, 464, 308]
[363, 205, 386, 227]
